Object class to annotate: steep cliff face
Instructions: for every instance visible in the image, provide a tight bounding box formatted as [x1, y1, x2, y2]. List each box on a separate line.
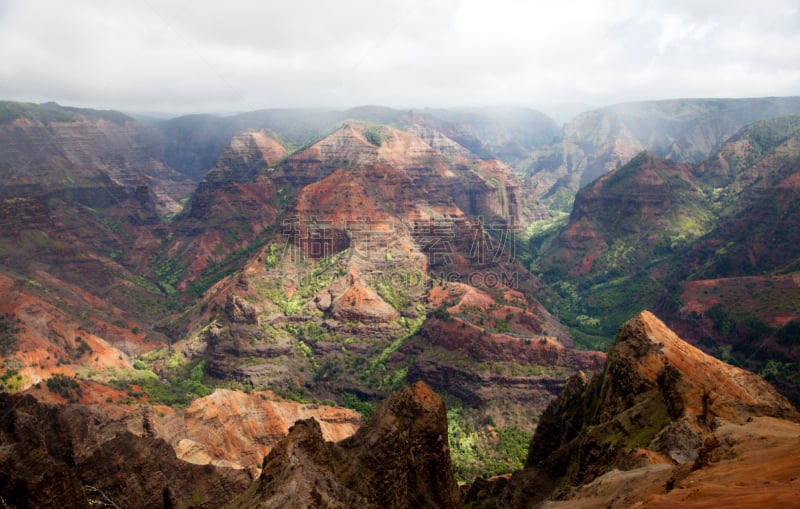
[534, 152, 714, 345]
[527, 312, 797, 483]
[230, 381, 461, 509]
[0, 102, 194, 215]
[685, 116, 800, 278]
[540, 151, 711, 280]
[0, 385, 364, 507]
[273, 122, 533, 226]
[0, 272, 139, 392]
[0, 103, 194, 368]
[164, 129, 287, 287]
[406, 282, 604, 427]
[491, 311, 800, 508]
[0, 393, 251, 508]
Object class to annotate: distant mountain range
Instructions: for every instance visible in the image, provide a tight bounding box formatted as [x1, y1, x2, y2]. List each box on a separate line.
[527, 97, 800, 209]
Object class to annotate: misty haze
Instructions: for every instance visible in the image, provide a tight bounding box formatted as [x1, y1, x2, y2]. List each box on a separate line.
[0, 1, 799, 508]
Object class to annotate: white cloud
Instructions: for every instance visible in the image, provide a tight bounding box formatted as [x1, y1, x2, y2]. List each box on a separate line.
[0, 0, 797, 113]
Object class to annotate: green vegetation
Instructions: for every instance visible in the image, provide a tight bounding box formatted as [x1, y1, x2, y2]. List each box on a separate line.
[154, 256, 184, 296]
[0, 362, 24, 392]
[363, 125, 389, 147]
[46, 374, 83, 402]
[447, 406, 530, 483]
[189, 236, 270, 298]
[264, 243, 282, 269]
[71, 337, 94, 359]
[256, 250, 347, 316]
[375, 278, 411, 312]
[276, 187, 291, 210]
[112, 354, 212, 407]
[339, 391, 376, 418]
[534, 273, 658, 351]
[720, 115, 800, 175]
[524, 211, 569, 254]
[761, 360, 800, 392]
[294, 340, 317, 369]
[364, 314, 425, 390]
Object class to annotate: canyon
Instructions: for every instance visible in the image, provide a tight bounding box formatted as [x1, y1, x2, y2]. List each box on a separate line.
[0, 97, 799, 507]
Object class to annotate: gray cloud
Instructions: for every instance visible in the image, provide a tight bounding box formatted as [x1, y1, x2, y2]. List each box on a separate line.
[0, 0, 798, 114]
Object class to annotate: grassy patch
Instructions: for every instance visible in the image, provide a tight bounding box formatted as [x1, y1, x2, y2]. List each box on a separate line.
[112, 355, 212, 407]
[364, 125, 389, 147]
[448, 406, 531, 483]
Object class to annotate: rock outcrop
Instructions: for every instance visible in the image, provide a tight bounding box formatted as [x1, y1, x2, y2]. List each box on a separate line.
[406, 282, 604, 429]
[0, 387, 364, 507]
[489, 311, 800, 508]
[0, 393, 251, 508]
[175, 121, 567, 408]
[165, 129, 288, 285]
[231, 381, 462, 509]
[157, 389, 362, 473]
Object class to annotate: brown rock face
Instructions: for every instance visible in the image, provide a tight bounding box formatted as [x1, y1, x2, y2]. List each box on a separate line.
[232, 381, 462, 509]
[226, 293, 260, 324]
[0, 387, 364, 507]
[0, 112, 195, 215]
[0, 272, 153, 391]
[163, 128, 288, 287]
[182, 121, 561, 404]
[491, 311, 800, 508]
[407, 282, 603, 429]
[0, 393, 251, 508]
[540, 152, 709, 279]
[607, 311, 798, 423]
[157, 389, 362, 472]
[528, 311, 798, 482]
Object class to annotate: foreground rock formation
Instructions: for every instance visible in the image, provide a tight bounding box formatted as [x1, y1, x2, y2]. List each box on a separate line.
[158, 388, 362, 474]
[0, 393, 249, 508]
[3, 312, 799, 508]
[231, 381, 461, 508]
[486, 311, 800, 508]
[0, 388, 361, 508]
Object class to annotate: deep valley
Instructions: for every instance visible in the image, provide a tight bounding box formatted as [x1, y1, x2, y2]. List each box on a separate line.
[0, 97, 799, 508]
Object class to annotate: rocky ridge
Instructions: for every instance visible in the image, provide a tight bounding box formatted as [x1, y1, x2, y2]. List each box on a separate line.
[157, 388, 361, 474]
[0, 392, 250, 508]
[230, 381, 461, 509]
[164, 128, 288, 287]
[489, 311, 800, 508]
[0, 387, 362, 507]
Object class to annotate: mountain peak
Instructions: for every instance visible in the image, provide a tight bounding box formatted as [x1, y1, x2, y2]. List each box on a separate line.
[517, 310, 799, 495]
[611, 310, 799, 423]
[231, 381, 461, 508]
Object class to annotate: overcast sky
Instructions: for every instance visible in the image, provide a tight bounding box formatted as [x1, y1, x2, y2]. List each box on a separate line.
[1, 0, 799, 116]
